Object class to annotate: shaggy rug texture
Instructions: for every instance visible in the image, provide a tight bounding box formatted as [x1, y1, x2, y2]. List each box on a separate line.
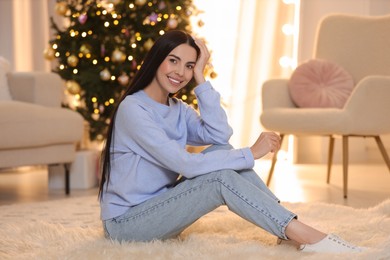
[1, 196, 389, 260]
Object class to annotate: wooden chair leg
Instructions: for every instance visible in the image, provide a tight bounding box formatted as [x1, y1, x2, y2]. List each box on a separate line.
[342, 136, 349, 198]
[327, 136, 335, 184]
[64, 163, 70, 195]
[374, 136, 390, 172]
[266, 134, 285, 186]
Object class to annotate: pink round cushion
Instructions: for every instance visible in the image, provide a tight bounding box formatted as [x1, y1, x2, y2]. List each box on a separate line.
[288, 59, 354, 108]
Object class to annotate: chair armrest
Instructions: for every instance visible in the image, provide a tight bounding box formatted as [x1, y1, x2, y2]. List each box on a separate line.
[345, 75, 390, 134]
[7, 72, 64, 107]
[262, 79, 296, 110]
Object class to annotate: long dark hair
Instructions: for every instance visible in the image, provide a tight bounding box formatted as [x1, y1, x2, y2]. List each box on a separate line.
[98, 30, 200, 200]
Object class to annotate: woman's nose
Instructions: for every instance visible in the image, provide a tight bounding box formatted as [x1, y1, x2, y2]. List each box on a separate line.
[175, 65, 185, 76]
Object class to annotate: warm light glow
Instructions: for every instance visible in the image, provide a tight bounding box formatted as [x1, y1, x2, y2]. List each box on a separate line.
[71, 94, 81, 107]
[292, 0, 301, 70]
[279, 56, 294, 68]
[273, 160, 304, 202]
[282, 24, 294, 35]
[283, 0, 297, 4]
[72, 99, 80, 107]
[277, 150, 289, 161]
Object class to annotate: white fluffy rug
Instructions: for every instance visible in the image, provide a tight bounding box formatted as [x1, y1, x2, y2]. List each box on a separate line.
[1, 196, 390, 260]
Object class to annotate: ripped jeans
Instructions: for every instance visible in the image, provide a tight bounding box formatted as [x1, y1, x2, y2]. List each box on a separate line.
[103, 144, 297, 242]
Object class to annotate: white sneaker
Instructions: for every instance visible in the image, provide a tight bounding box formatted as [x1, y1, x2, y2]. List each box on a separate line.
[299, 234, 365, 253]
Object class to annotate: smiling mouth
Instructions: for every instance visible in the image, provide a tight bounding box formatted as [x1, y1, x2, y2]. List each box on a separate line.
[168, 76, 182, 86]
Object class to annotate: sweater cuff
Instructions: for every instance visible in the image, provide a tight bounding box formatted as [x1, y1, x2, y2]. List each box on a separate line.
[241, 147, 255, 169]
[194, 81, 212, 96]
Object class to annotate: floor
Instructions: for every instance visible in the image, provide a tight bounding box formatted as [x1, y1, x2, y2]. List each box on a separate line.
[0, 160, 389, 208]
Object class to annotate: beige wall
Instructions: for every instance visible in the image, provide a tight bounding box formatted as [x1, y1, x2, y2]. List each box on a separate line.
[296, 0, 390, 164]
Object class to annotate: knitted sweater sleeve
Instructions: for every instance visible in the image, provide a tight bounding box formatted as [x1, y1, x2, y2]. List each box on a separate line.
[185, 81, 233, 145]
[114, 85, 254, 179]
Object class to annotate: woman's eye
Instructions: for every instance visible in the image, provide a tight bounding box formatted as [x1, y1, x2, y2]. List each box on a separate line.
[169, 58, 177, 64]
[187, 64, 194, 69]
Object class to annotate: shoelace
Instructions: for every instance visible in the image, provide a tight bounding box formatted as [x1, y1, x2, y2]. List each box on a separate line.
[298, 234, 360, 251]
[328, 234, 358, 249]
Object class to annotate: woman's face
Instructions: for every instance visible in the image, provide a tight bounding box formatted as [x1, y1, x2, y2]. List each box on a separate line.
[153, 43, 197, 96]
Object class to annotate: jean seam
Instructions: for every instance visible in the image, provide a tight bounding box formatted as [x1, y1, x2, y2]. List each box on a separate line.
[216, 176, 286, 230]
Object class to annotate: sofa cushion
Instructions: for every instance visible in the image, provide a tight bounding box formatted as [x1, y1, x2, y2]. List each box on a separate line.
[288, 59, 354, 108]
[0, 101, 83, 149]
[0, 57, 12, 100]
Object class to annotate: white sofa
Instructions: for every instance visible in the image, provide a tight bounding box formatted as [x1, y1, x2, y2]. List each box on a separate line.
[0, 72, 84, 194]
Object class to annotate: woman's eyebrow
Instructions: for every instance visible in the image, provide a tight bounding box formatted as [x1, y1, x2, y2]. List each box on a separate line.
[168, 54, 181, 60]
[168, 54, 196, 64]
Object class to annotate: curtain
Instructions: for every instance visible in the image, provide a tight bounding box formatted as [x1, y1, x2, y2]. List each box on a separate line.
[0, 0, 55, 72]
[193, 0, 298, 148]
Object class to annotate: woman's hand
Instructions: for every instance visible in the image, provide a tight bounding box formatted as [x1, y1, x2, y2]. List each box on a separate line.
[193, 37, 210, 85]
[250, 132, 281, 160]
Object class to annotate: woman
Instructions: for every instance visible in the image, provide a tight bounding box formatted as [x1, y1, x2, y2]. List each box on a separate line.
[99, 30, 364, 253]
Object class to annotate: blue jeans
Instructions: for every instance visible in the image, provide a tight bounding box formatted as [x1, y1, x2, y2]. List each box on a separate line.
[103, 144, 297, 242]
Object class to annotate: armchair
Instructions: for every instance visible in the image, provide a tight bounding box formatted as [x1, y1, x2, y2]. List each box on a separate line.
[260, 14, 390, 198]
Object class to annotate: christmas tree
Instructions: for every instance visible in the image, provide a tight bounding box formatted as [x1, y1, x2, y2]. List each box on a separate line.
[45, 0, 203, 142]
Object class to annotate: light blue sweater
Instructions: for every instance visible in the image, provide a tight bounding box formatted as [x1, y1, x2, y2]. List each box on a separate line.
[100, 81, 254, 220]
